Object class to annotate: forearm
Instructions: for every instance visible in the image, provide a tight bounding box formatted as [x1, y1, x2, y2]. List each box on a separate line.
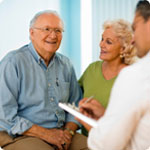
[23, 124, 50, 141]
[65, 122, 78, 131]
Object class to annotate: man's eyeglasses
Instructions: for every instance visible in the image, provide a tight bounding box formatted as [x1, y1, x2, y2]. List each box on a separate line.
[33, 27, 64, 35]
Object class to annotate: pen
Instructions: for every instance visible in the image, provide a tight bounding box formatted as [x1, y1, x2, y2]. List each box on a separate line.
[56, 78, 59, 86]
[79, 95, 94, 109]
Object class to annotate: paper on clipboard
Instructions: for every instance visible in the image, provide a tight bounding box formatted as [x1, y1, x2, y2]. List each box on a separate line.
[59, 103, 98, 128]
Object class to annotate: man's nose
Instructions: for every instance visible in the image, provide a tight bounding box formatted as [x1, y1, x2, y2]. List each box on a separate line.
[49, 30, 57, 38]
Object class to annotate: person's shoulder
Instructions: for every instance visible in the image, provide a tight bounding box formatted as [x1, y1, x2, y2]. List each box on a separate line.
[118, 63, 141, 81]
[87, 60, 102, 69]
[83, 61, 102, 73]
[118, 53, 150, 82]
[55, 52, 72, 65]
[122, 53, 150, 73]
[0, 44, 29, 64]
[90, 60, 102, 66]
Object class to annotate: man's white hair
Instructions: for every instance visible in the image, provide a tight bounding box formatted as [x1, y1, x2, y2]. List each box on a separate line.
[29, 10, 64, 29]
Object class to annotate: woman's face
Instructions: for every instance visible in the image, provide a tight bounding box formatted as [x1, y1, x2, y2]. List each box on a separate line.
[100, 27, 123, 62]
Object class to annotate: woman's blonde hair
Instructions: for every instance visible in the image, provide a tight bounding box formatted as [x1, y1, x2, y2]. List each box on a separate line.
[103, 19, 137, 64]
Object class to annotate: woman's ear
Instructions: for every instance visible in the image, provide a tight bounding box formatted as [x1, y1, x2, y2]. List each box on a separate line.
[120, 46, 125, 58]
[121, 46, 125, 52]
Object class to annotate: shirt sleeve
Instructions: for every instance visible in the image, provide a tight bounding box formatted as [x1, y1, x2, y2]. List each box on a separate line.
[0, 58, 33, 136]
[65, 64, 83, 126]
[88, 66, 149, 150]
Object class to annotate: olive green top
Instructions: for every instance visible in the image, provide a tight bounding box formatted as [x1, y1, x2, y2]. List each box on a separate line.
[78, 61, 117, 136]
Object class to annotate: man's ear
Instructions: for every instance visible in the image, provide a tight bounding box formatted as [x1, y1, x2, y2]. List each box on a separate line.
[29, 28, 34, 39]
[30, 28, 34, 35]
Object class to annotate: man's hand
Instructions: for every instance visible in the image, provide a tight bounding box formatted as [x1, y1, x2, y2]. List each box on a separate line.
[47, 128, 71, 150]
[79, 98, 105, 120]
[62, 129, 72, 150]
[23, 125, 71, 150]
[62, 122, 78, 150]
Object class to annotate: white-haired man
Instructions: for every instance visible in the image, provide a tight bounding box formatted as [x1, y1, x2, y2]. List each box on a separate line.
[0, 10, 87, 150]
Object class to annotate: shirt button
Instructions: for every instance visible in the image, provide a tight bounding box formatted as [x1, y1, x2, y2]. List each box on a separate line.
[48, 83, 51, 87]
[50, 98, 54, 101]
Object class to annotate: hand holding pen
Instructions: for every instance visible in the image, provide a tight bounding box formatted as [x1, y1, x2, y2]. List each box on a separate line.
[79, 96, 94, 109]
[79, 96, 105, 120]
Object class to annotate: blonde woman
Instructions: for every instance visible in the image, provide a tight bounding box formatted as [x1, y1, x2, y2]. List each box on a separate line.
[78, 19, 137, 136]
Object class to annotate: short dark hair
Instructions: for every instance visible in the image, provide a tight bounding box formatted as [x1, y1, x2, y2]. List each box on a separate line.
[136, 0, 150, 21]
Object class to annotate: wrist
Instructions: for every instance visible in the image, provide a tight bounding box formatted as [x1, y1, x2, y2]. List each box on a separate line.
[64, 127, 75, 136]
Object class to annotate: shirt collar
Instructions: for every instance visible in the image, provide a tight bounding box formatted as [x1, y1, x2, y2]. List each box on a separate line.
[28, 42, 58, 66]
[28, 42, 41, 64]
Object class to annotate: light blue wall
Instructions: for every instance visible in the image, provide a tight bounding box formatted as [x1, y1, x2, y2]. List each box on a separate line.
[60, 0, 81, 78]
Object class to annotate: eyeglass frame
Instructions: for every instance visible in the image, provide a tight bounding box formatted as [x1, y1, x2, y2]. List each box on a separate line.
[32, 27, 64, 35]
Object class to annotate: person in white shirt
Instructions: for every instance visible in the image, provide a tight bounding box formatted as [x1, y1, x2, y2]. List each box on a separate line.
[77, 0, 150, 150]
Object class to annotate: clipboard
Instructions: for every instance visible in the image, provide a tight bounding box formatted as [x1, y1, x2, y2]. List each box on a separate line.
[59, 103, 98, 128]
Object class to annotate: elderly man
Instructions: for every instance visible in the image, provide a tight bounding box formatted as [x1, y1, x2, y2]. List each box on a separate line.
[0, 10, 87, 150]
[77, 0, 150, 150]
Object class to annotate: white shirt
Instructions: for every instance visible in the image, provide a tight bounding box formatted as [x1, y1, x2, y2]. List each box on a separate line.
[88, 52, 150, 150]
